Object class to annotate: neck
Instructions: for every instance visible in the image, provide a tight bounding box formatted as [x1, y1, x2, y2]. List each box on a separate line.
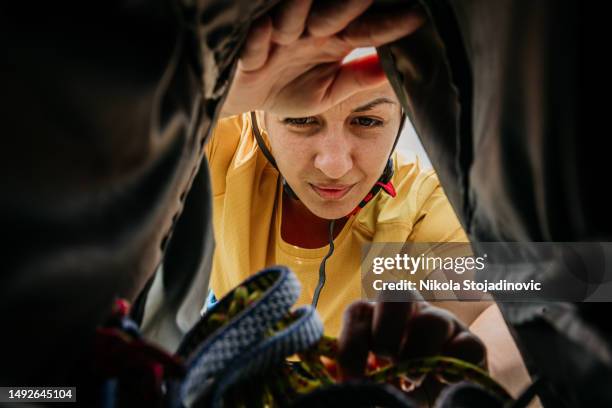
[281, 192, 348, 249]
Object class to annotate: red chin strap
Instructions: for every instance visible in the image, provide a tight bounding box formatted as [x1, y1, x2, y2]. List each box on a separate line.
[348, 179, 397, 217]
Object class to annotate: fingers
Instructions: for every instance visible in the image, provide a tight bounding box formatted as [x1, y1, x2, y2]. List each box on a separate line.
[443, 330, 487, 367]
[239, 15, 273, 72]
[371, 302, 413, 358]
[337, 301, 373, 380]
[307, 0, 373, 37]
[271, 0, 312, 45]
[340, 5, 426, 48]
[399, 305, 456, 361]
[337, 299, 487, 384]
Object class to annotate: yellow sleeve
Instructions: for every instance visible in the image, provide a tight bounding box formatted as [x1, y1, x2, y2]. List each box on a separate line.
[408, 180, 468, 243]
[204, 114, 244, 197]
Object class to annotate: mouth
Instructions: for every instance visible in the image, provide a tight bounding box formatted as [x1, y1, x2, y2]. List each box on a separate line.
[310, 183, 355, 200]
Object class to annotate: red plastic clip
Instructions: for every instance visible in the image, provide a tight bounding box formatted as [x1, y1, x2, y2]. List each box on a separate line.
[349, 181, 396, 217]
[375, 180, 397, 197]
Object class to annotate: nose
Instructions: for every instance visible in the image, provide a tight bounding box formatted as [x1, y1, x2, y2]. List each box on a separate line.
[313, 127, 353, 180]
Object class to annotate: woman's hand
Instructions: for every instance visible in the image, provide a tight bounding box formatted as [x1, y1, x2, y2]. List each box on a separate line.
[337, 300, 487, 404]
[220, 0, 425, 118]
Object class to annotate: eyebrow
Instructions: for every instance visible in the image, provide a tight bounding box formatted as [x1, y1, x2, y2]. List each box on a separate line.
[352, 97, 397, 113]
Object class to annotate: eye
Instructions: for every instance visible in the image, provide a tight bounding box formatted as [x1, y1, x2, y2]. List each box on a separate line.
[352, 116, 383, 128]
[282, 117, 318, 127]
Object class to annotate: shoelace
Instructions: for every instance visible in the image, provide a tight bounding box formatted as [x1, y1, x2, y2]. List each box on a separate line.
[176, 266, 323, 407]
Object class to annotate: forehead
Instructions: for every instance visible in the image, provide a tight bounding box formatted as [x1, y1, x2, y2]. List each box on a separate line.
[325, 81, 399, 115]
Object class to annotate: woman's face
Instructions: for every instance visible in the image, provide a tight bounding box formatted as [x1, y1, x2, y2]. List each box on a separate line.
[265, 82, 402, 220]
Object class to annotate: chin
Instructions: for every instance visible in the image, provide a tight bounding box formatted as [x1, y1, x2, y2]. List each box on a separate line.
[306, 200, 356, 220]
[315, 209, 349, 220]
